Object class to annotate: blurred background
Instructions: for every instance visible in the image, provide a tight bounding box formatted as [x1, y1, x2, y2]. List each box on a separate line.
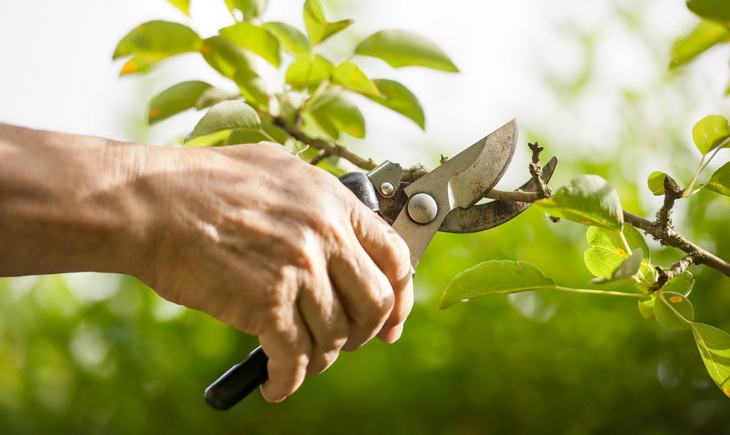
[1, 0, 730, 433]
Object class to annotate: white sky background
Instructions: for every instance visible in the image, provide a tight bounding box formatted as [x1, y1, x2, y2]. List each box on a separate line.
[1, 0, 729, 188]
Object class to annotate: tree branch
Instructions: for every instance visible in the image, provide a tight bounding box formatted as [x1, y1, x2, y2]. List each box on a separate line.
[655, 176, 683, 232]
[482, 190, 730, 278]
[623, 211, 730, 278]
[528, 142, 553, 198]
[486, 189, 541, 203]
[274, 118, 378, 170]
[650, 255, 697, 292]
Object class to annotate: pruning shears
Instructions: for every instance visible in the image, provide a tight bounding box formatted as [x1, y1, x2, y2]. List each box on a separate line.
[204, 120, 558, 410]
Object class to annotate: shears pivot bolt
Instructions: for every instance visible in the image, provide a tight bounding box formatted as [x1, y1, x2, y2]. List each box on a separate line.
[407, 193, 438, 224]
[379, 182, 395, 198]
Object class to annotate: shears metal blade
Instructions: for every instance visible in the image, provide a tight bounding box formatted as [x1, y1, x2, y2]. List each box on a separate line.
[391, 119, 518, 266]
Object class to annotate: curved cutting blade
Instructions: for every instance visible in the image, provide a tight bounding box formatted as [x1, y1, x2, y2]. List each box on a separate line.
[392, 120, 518, 265]
[440, 156, 558, 233]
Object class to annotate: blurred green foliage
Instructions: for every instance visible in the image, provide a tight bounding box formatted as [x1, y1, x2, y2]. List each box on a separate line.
[2, 0, 730, 434]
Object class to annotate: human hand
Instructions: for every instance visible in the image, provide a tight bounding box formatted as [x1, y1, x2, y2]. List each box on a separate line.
[134, 143, 413, 402]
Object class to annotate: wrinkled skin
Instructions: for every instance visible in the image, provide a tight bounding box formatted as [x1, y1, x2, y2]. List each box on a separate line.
[0, 124, 414, 402]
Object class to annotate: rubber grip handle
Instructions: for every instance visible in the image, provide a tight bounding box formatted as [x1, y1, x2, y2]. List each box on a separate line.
[204, 172, 381, 410]
[204, 346, 268, 410]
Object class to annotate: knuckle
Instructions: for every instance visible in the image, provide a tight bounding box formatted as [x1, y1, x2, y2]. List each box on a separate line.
[353, 290, 394, 331]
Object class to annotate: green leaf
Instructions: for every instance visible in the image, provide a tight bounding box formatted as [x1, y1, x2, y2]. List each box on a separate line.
[224, 0, 269, 20]
[262, 22, 311, 55]
[670, 20, 730, 68]
[118, 54, 172, 76]
[332, 61, 380, 98]
[584, 225, 653, 286]
[220, 23, 282, 68]
[183, 130, 231, 148]
[166, 0, 190, 16]
[303, 0, 354, 45]
[663, 272, 695, 297]
[690, 323, 730, 398]
[195, 87, 241, 110]
[638, 298, 655, 320]
[355, 30, 459, 72]
[366, 79, 425, 129]
[226, 122, 291, 145]
[439, 260, 557, 310]
[647, 171, 680, 196]
[310, 91, 365, 139]
[591, 249, 644, 285]
[188, 100, 262, 141]
[655, 291, 694, 331]
[147, 81, 213, 124]
[687, 0, 730, 24]
[200, 36, 258, 80]
[705, 162, 730, 196]
[285, 54, 334, 88]
[304, 112, 339, 140]
[535, 175, 624, 230]
[113, 21, 202, 74]
[693, 115, 730, 155]
[233, 70, 268, 106]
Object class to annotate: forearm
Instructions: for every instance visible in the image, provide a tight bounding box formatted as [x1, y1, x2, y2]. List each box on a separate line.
[0, 123, 149, 276]
[0, 124, 414, 402]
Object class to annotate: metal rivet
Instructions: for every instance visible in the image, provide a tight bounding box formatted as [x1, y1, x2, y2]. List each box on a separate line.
[407, 193, 438, 224]
[379, 181, 395, 198]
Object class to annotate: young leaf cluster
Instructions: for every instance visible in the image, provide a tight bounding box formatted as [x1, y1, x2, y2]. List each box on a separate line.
[113, 0, 458, 166]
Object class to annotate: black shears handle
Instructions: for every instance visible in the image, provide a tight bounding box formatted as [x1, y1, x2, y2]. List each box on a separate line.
[204, 172, 380, 410]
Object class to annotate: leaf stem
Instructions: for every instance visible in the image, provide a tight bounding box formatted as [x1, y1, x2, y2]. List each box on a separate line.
[699, 145, 724, 173]
[687, 142, 729, 197]
[258, 128, 278, 143]
[553, 286, 650, 299]
[657, 291, 694, 327]
[273, 118, 378, 170]
[301, 80, 330, 112]
[684, 156, 706, 198]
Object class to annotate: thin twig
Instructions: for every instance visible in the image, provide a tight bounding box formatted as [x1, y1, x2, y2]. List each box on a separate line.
[650, 255, 698, 292]
[528, 142, 553, 197]
[486, 189, 541, 203]
[623, 211, 730, 278]
[310, 150, 331, 166]
[274, 118, 378, 170]
[655, 176, 683, 231]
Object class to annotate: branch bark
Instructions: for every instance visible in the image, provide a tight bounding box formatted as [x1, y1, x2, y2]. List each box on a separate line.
[650, 255, 697, 292]
[274, 118, 378, 171]
[623, 211, 730, 277]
